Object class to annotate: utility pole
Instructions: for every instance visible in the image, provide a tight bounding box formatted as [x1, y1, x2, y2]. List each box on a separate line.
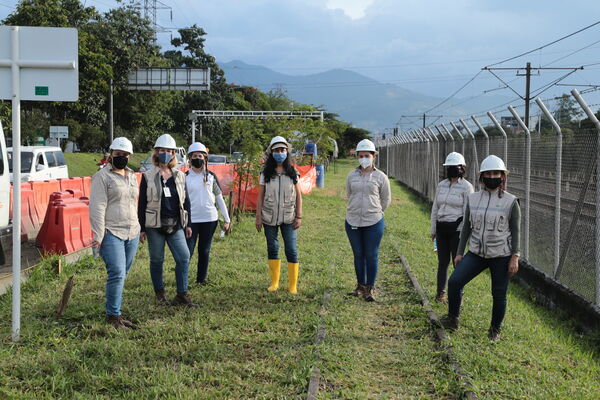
[483, 63, 582, 129]
[401, 113, 443, 130]
[109, 78, 114, 144]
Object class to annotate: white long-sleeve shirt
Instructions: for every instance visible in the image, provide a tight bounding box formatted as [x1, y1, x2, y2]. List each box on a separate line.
[430, 178, 474, 234]
[186, 168, 231, 224]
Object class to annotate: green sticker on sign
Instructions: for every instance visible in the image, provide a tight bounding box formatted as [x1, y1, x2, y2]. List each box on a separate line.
[35, 86, 49, 96]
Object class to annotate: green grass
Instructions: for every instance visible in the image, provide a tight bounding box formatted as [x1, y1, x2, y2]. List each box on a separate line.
[0, 159, 598, 399]
[64, 152, 150, 177]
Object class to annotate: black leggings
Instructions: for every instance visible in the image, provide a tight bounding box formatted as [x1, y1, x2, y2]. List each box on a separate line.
[436, 224, 460, 294]
[186, 221, 219, 283]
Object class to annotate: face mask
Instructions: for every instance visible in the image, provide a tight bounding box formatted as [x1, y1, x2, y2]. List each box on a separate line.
[447, 166, 461, 178]
[158, 152, 173, 164]
[111, 156, 128, 170]
[273, 152, 287, 164]
[359, 157, 372, 169]
[191, 158, 204, 169]
[482, 177, 502, 190]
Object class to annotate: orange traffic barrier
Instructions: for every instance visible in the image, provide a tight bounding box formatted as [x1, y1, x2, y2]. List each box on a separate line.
[134, 172, 142, 186]
[82, 176, 92, 197]
[58, 177, 84, 193]
[30, 180, 61, 222]
[36, 190, 92, 254]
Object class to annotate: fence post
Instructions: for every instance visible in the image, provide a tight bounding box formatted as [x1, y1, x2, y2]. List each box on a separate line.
[441, 123, 456, 152]
[536, 97, 562, 277]
[460, 119, 480, 188]
[471, 115, 490, 157]
[571, 88, 600, 306]
[508, 105, 531, 261]
[427, 128, 440, 199]
[450, 121, 466, 156]
[487, 111, 508, 164]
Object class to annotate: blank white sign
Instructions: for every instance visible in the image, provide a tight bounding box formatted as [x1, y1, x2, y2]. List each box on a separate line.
[0, 26, 78, 101]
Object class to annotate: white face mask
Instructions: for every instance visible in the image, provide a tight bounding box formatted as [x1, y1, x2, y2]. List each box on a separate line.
[359, 157, 372, 169]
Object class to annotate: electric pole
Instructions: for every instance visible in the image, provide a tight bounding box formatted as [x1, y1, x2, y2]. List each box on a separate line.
[483, 63, 582, 129]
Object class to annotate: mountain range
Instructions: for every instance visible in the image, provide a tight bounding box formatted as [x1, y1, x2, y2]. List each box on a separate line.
[219, 60, 510, 132]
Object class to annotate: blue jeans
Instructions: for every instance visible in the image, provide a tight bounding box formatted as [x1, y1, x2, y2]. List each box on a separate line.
[100, 231, 140, 316]
[448, 251, 511, 330]
[187, 221, 218, 283]
[146, 227, 190, 293]
[263, 223, 298, 263]
[345, 218, 385, 286]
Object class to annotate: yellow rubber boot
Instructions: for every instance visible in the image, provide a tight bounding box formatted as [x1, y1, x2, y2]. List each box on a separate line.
[267, 259, 281, 292]
[287, 262, 299, 294]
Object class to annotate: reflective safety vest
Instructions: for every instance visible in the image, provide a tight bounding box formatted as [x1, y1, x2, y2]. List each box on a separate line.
[261, 173, 297, 226]
[142, 166, 188, 229]
[468, 189, 517, 259]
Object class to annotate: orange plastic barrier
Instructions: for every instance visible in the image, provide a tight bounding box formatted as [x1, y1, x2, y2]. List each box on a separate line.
[296, 165, 317, 194]
[82, 176, 92, 197]
[36, 190, 93, 254]
[58, 177, 84, 193]
[134, 172, 142, 186]
[30, 180, 61, 223]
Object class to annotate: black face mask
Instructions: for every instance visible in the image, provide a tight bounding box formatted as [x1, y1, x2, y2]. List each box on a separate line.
[447, 166, 462, 178]
[482, 177, 502, 189]
[191, 158, 204, 169]
[112, 156, 128, 170]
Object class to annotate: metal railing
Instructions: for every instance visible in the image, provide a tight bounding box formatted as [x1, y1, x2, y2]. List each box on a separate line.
[377, 89, 600, 307]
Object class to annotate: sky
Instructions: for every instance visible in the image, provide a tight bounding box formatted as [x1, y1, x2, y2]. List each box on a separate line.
[1, 0, 600, 126]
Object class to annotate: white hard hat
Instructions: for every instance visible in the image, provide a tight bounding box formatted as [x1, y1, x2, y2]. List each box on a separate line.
[188, 142, 208, 154]
[356, 139, 378, 154]
[154, 134, 177, 150]
[266, 135, 292, 154]
[109, 137, 133, 154]
[443, 152, 466, 166]
[479, 155, 508, 173]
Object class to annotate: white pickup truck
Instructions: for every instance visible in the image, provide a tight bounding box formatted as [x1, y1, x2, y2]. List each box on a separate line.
[8, 146, 69, 182]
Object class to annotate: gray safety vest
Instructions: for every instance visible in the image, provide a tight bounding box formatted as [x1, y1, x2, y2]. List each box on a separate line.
[468, 190, 517, 258]
[261, 173, 297, 226]
[142, 166, 188, 229]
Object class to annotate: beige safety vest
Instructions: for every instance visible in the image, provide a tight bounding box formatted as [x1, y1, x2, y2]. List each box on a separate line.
[468, 190, 517, 258]
[143, 166, 188, 229]
[261, 173, 297, 226]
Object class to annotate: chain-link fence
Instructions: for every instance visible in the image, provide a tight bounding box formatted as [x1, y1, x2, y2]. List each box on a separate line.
[378, 119, 600, 308]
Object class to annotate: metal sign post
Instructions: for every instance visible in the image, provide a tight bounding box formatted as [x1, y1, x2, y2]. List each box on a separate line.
[0, 26, 78, 341]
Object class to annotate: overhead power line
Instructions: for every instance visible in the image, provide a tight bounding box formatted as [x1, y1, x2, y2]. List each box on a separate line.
[485, 19, 600, 67]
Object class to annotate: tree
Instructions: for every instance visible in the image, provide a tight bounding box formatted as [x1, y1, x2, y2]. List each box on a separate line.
[339, 127, 371, 157]
[553, 94, 581, 125]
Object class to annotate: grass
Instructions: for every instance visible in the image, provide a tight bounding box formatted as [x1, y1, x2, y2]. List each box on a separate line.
[0, 159, 598, 399]
[64, 152, 150, 177]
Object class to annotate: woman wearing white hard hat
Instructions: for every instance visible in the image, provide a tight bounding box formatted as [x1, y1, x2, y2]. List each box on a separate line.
[430, 152, 474, 303]
[255, 136, 303, 294]
[90, 137, 140, 330]
[185, 142, 231, 284]
[345, 139, 391, 302]
[441, 155, 521, 341]
[138, 134, 196, 307]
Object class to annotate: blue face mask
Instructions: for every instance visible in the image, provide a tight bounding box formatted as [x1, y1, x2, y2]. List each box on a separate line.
[273, 152, 287, 164]
[158, 152, 173, 164]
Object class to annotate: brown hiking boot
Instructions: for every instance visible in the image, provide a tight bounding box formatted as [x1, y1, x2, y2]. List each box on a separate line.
[171, 292, 199, 307]
[440, 315, 460, 331]
[435, 292, 447, 304]
[119, 316, 136, 329]
[155, 289, 169, 305]
[347, 284, 366, 297]
[363, 285, 375, 302]
[106, 315, 129, 331]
